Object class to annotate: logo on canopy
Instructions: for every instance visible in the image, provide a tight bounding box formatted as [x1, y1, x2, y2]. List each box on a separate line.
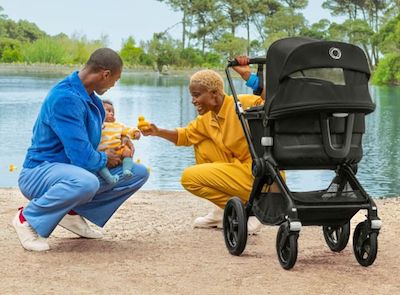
[329, 47, 342, 60]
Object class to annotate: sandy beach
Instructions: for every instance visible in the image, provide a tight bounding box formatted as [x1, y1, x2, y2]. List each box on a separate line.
[0, 188, 399, 295]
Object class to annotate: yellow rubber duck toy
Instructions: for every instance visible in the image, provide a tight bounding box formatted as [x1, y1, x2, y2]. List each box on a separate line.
[137, 116, 150, 130]
[9, 164, 17, 172]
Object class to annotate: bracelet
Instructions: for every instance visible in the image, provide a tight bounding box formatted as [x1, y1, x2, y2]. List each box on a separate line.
[245, 73, 259, 91]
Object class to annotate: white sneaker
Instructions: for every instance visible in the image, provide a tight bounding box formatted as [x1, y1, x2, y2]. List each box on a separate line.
[12, 209, 50, 251]
[248, 216, 262, 235]
[59, 214, 103, 239]
[193, 207, 224, 228]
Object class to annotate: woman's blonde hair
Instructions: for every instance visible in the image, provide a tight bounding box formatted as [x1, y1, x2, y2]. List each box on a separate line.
[190, 70, 225, 96]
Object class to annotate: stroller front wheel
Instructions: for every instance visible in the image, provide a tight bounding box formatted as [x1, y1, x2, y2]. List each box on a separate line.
[223, 197, 248, 256]
[323, 222, 350, 252]
[276, 223, 299, 270]
[353, 221, 378, 266]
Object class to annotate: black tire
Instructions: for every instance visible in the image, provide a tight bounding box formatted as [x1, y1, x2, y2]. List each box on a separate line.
[353, 221, 378, 267]
[223, 197, 248, 256]
[323, 222, 350, 252]
[276, 223, 298, 270]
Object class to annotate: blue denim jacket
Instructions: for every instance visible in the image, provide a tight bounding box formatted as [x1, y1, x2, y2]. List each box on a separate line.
[23, 71, 107, 172]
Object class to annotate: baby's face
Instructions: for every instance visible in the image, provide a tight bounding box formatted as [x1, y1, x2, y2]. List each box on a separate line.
[104, 103, 115, 122]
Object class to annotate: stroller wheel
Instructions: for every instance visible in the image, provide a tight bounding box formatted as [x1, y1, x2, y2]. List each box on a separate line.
[353, 221, 378, 267]
[276, 223, 298, 270]
[223, 197, 248, 256]
[323, 222, 350, 252]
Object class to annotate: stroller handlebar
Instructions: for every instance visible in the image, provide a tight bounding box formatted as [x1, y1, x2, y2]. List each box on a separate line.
[227, 57, 267, 67]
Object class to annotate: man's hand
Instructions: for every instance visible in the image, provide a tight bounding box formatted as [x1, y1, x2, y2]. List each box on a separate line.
[105, 149, 122, 168]
[121, 147, 133, 158]
[232, 55, 251, 81]
[141, 123, 159, 136]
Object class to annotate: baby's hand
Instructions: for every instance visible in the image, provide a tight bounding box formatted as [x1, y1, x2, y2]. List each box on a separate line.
[134, 130, 141, 140]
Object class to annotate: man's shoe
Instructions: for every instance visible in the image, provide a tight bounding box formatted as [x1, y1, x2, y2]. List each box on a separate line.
[12, 209, 50, 251]
[248, 216, 262, 235]
[59, 214, 103, 239]
[193, 207, 223, 228]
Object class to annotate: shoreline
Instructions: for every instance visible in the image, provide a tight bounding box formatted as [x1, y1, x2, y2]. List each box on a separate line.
[1, 188, 399, 294]
[0, 63, 212, 76]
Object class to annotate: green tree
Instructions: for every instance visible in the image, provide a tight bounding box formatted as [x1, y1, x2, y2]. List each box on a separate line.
[120, 36, 144, 66]
[0, 37, 22, 62]
[22, 37, 67, 64]
[372, 53, 400, 85]
[190, 0, 225, 53]
[264, 7, 307, 45]
[2, 19, 46, 42]
[0, 5, 7, 20]
[211, 33, 247, 58]
[322, 0, 390, 67]
[301, 19, 331, 40]
[157, 0, 192, 48]
[250, 0, 281, 44]
[146, 33, 179, 72]
[372, 13, 400, 85]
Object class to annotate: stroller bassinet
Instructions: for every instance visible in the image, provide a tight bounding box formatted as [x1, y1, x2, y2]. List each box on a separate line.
[223, 37, 381, 270]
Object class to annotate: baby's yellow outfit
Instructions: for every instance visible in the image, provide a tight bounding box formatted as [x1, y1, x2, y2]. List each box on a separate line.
[99, 121, 138, 154]
[178, 94, 271, 208]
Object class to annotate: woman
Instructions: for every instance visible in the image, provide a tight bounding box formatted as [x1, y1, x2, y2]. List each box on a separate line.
[141, 69, 273, 233]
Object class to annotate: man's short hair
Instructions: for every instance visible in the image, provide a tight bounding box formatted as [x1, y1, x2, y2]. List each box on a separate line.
[86, 48, 123, 73]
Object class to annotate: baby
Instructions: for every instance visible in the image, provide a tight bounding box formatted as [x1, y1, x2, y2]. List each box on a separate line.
[98, 100, 141, 184]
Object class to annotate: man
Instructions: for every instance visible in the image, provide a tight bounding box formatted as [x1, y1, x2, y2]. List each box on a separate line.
[13, 48, 149, 251]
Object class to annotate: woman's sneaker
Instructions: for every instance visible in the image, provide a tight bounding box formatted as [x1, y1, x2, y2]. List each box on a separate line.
[12, 209, 50, 251]
[193, 207, 223, 228]
[247, 216, 262, 235]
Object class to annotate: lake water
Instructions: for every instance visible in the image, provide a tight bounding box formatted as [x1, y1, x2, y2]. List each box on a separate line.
[0, 72, 399, 197]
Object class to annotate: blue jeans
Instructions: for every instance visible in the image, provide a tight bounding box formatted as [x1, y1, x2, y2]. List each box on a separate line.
[18, 162, 149, 237]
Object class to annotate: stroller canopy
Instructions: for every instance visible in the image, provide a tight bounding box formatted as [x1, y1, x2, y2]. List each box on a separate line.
[265, 37, 375, 118]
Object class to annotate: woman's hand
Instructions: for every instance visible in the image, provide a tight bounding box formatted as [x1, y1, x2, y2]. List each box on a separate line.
[232, 55, 251, 81]
[140, 123, 159, 136]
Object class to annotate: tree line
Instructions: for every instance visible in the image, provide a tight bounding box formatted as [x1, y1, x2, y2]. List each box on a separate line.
[0, 1, 399, 85]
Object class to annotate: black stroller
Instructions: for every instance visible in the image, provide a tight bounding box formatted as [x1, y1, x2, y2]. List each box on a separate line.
[223, 37, 382, 270]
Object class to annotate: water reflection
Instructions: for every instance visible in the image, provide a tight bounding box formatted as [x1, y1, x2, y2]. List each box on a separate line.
[0, 73, 399, 197]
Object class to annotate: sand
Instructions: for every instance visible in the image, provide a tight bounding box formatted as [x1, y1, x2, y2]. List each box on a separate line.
[0, 188, 399, 295]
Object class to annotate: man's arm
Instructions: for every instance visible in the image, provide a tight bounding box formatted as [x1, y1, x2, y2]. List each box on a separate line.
[50, 97, 107, 172]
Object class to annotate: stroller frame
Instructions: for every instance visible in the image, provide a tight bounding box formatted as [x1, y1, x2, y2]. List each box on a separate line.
[222, 37, 382, 270]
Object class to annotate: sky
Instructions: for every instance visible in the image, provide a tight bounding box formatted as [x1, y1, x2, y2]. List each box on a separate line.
[1, 0, 339, 50]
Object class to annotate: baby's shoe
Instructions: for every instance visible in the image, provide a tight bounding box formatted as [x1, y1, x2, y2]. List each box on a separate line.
[106, 174, 119, 184]
[123, 170, 133, 177]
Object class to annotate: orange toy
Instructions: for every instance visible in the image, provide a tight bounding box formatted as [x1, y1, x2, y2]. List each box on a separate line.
[137, 116, 150, 130]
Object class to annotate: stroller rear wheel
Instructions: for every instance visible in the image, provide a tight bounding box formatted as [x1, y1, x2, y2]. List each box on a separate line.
[323, 222, 350, 252]
[223, 197, 248, 256]
[276, 223, 299, 270]
[353, 221, 378, 266]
